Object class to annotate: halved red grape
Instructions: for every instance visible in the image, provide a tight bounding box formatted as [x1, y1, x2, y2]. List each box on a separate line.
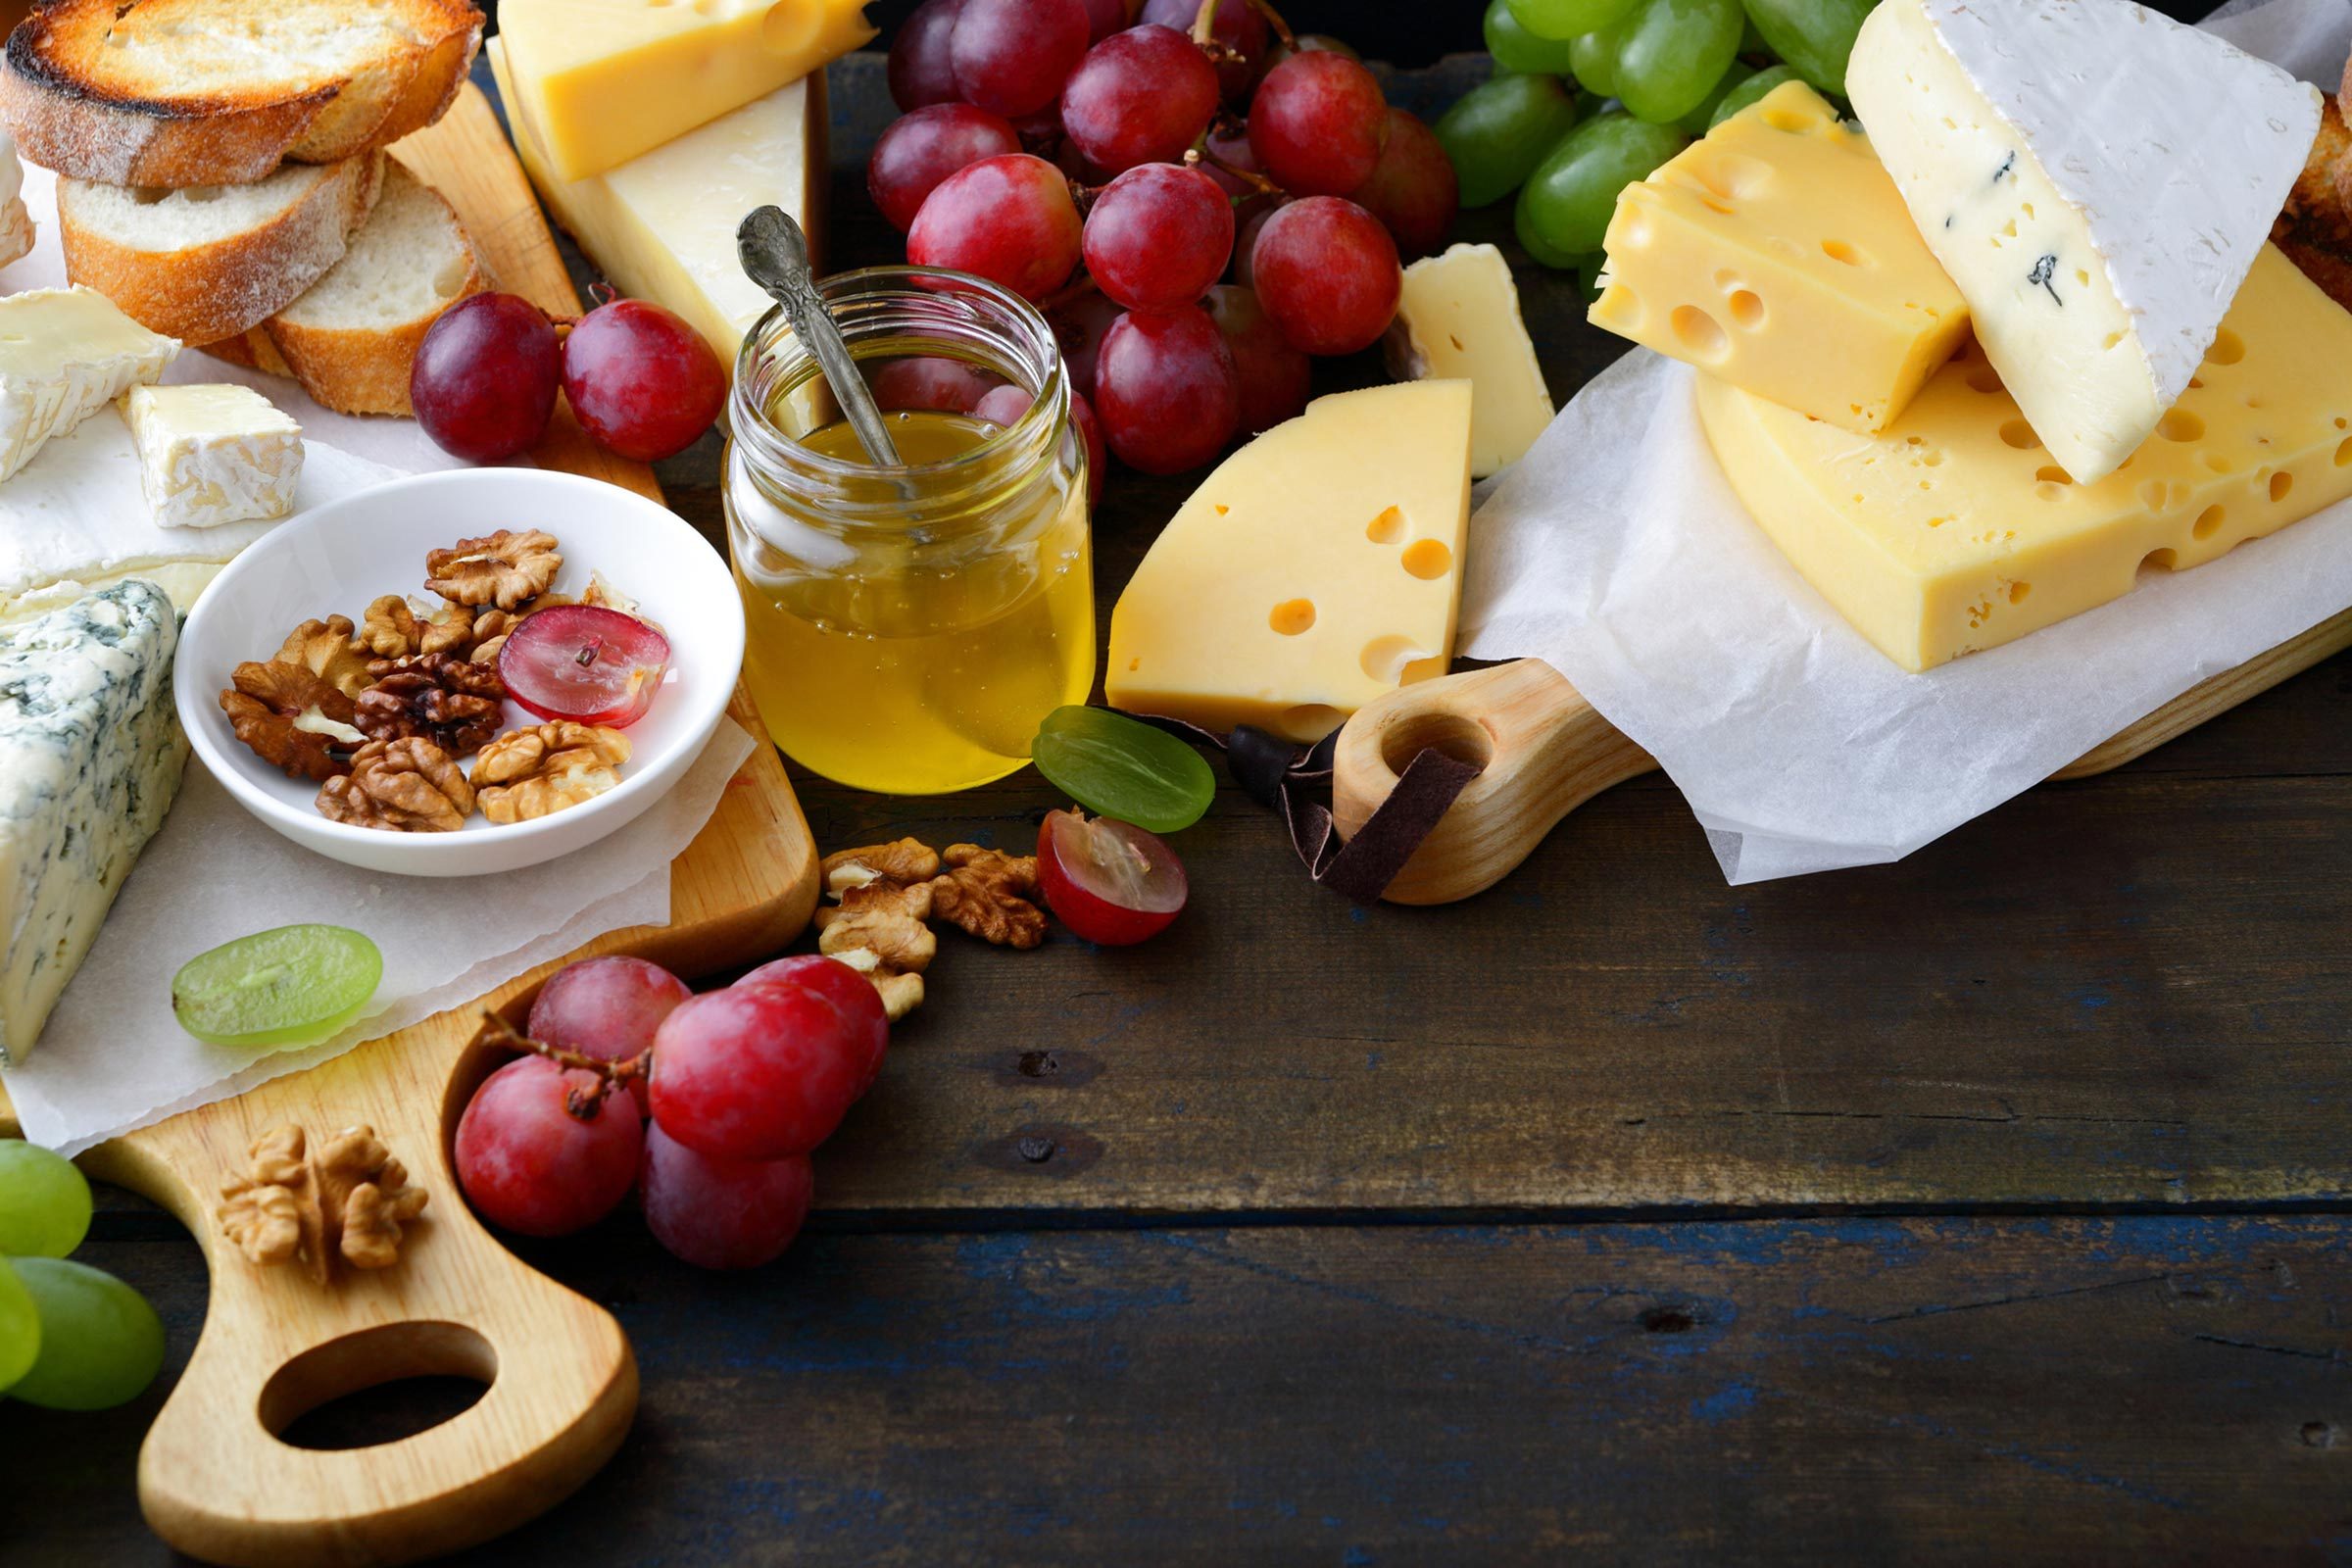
[1082, 163, 1234, 314]
[1036, 808, 1188, 946]
[650, 976, 886, 1160]
[1141, 0, 1265, 100]
[951, 0, 1088, 118]
[735, 955, 891, 1094]
[499, 605, 671, 728]
[1205, 284, 1312, 434]
[1249, 196, 1401, 356]
[868, 103, 1022, 232]
[641, 1122, 814, 1271]
[1348, 109, 1460, 260]
[561, 298, 727, 462]
[411, 293, 560, 463]
[889, 0, 967, 110]
[1093, 307, 1240, 474]
[1059, 24, 1219, 173]
[906, 154, 1082, 303]
[455, 1055, 643, 1237]
[1248, 51, 1390, 196]
[528, 956, 691, 1117]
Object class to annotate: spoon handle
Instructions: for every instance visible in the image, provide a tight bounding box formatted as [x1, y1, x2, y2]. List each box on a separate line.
[737, 206, 903, 467]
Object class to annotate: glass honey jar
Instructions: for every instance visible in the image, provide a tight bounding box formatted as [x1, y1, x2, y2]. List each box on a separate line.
[724, 268, 1095, 795]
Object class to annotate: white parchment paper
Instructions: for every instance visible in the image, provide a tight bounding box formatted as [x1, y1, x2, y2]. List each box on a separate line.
[1459, 0, 2352, 885]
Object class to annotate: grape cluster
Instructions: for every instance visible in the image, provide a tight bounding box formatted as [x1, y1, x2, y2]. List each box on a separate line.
[453, 954, 889, 1270]
[1439, 0, 1871, 293]
[0, 1143, 168, 1413]
[873, 0, 1459, 477]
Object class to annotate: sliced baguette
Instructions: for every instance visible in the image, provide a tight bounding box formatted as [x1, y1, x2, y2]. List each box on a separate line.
[0, 0, 481, 187]
[59, 150, 383, 343]
[204, 162, 487, 416]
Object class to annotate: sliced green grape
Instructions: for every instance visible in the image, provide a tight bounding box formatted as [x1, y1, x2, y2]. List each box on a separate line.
[1437, 74, 1584, 209]
[1507, 0, 1641, 41]
[1615, 0, 1742, 123]
[1567, 25, 1625, 99]
[1740, 0, 1875, 95]
[1516, 111, 1689, 258]
[7, 1258, 165, 1411]
[0, 1142, 91, 1258]
[172, 925, 383, 1050]
[1486, 0, 1581, 74]
[1678, 60, 1754, 133]
[1032, 707, 1216, 835]
[0, 1257, 38, 1396]
[1710, 62, 1800, 126]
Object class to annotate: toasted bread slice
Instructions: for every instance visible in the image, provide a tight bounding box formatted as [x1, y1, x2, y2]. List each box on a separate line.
[2272, 96, 2352, 314]
[203, 162, 486, 416]
[0, 0, 481, 187]
[60, 150, 384, 343]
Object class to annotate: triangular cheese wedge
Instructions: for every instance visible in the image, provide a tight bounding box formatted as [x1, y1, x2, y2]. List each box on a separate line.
[1106, 381, 1473, 744]
[1849, 0, 2321, 485]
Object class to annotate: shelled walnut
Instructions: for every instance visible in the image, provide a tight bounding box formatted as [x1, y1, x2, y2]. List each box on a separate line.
[273, 616, 372, 699]
[931, 845, 1046, 949]
[362, 594, 474, 660]
[356, 653, 507, 757]
[474, 723, 632, 823]
[220, 661, 366, 782]
[217, 1125, 427, 1283]
[425, 529, 563, 611]
[317, 737, 475, 831]
[810, 839, 1048, 1020]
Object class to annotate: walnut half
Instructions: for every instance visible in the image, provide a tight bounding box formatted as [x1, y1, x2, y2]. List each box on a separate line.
[217, 1124, 427, 1284]
[220, 661, 366, 782]
[356, 654, 508, 758]
[317, 737, 475, 831]
[426, 529, 563, 611]
[474, 723, 632, 823]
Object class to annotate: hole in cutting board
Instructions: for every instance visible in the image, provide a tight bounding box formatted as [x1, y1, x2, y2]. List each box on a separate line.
[261, 1322, 497, 1450]
[1378, 711, 1494, 779]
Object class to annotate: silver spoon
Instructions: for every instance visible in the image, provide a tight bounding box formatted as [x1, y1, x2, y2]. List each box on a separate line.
[736, 205, 903, 466]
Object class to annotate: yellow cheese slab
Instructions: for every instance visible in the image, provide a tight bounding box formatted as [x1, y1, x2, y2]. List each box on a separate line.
[498, 0, 871, 183]
[1696, 244, 2352, 671]
[1390, 243, 1555, 478]
[1107, 381, 1475, 743]
[490, 38, 820, 367]
[1592, 82, 1970, 435]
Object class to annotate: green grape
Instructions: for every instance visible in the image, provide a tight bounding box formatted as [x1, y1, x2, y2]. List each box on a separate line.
[1741, 0, 1876, 96]
[1740, 14, 1769, 53]
[1514, 196, 1586, 269]
[1516, 111, 1689, 258]
[1567, 25, 1624, 99]
[1507, 0, 1641, 41]
[1678, 61, 1754, 133]
[1032, 707, 1216, 835]
[0, 1258, 38, 1396]
[1486, 0, 1581, 74]
[1437, 74, 1584, 209]
[1615, 0, 1742, 123]
[6, 1257, 165, 1411]
[1711, 62, 1800, 126]
[0, 1142, 91, 1258]
[171, 925, 382, 1050]
[1573, 252, 1612, 307]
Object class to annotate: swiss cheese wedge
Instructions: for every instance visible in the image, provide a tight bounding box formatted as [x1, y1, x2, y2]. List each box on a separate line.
[1107, 381, 1474, 743]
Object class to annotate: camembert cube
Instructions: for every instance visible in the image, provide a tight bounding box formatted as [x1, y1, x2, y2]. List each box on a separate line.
[0, 286, 178, 483]
[120, 383, 303, 529]
[1697, 245, 2352, 671]
[1107, 381, 1474, 743]
[1390, 243, 1554, 478]
[1590, 82, 1969, 435]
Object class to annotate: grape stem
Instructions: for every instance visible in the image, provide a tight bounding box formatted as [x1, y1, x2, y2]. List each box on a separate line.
[1190, 142, 1283, 199]
[477, 1009, 645, 1121]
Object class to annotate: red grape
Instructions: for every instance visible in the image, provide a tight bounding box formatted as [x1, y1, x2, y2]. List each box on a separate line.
[1260, 31, 1361, 76]
[1049, 288, 1124, 398]
[640, 1123, 813, 1271]
[907, 154, 1082, 303]
[1082, 163, 1234, 314]
[1205, 284, 1311, 434]
[868, 103, 1021, 232]
[1078, 0, 1127, 42]
[411, 293, 559, 462]
[1348, 109, 1459, 260]
[649, 976, 886, 1160]
[528, 956, 691, 1117]
[1141, 0, 1264, 100]
[1248, 51, 1389, 196]
[1010, 103, 1066, 157]
[499, 605, 671, 727]
[560, 298, 727, 461]
[1249, 196, 1401, 356]
[1059, 24, 1219, 173]
[734, 956, 891, 1094]
[455, 1055, 643, 1237]
[1202, 123, 1266, 203]
[888, 0, 966, 111]
[868, 356, 1001, 414]
[1093, 306, 1240, 474]
[1036, 809, 1188, 945]
[951, 0, 1088, 118]
[1230, 201, 1282, 288]
[1069, 389, 1107, 505]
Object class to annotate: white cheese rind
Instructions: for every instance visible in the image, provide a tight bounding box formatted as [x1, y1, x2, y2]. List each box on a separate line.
[121, 383, 305, 529]
[0, 580, 186, 1065]
[0, 286, 179, 483]
[1849, 0, 2321, 485]
[0, 130, 30, 270]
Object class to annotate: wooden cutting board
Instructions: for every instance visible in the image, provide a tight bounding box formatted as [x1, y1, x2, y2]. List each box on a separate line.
[5, 84, 823, 1567]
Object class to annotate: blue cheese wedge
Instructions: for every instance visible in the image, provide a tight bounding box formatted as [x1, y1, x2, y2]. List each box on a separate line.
[120, 383, 304, 529]
[1849, 0, 2321, 486]
[0, 579, 186, 1065]
[0, 286, 179, 483]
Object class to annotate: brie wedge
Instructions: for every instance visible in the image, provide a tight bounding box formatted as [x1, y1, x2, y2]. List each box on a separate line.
[121, 383, 304, 529]
[0, 286, 178, 483]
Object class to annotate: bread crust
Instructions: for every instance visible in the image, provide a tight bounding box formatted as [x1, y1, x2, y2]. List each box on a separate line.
[0, 0, 481, 186]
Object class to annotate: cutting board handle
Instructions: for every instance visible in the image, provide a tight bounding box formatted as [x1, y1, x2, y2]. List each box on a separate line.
[1331, 661, 1654, 906]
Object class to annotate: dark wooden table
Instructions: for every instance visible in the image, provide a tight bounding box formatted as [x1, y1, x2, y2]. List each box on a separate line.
[14, 42, 2352, 1567]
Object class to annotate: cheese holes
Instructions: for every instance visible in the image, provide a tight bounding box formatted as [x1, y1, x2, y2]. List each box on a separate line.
[1820, 239, 1866, 268]
[1400, 540, 1453, 580]
[1365, 506, 1405, 544]
[1997, 418, 2039, 450]
[2008, 581, 2032, 605]
[2157, 409, 2204, 443]
[1278, 705, 1346, 741]
[1728, 290, 1765, 328]
[1359, 634, 1426, 684]
[2336, 436, 2352, 467]
[2034, 465, 2071, 485]
[1669, 305, 1729, 363]
[1761, 107, 1814, 134]
[1965, 364, 2004, 395]
[1268, 599, 1316, 636]
[2142, 548, 2179, 572]
[2193, 505, 2226, 540]
[2205, 328, 2246, 367]
[2203, 453, 2231, 475]
[2138, 478, 2171, 512]
[2270, 471, 2293, 503]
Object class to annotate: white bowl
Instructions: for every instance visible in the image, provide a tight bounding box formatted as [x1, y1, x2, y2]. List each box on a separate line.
[176, 468, 745, 877]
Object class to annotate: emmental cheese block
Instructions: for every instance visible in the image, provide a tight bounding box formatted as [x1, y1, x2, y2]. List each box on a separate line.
[1849, 0, 2321, 486]
[488, 37, 820, 367]
[1389, 243, 1554, 477]
[1107, 381, 1474, 743]
[1696, 244, 2352, 672]
[497, 0, 871, 183]
[1590, 81, 1969, 436]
